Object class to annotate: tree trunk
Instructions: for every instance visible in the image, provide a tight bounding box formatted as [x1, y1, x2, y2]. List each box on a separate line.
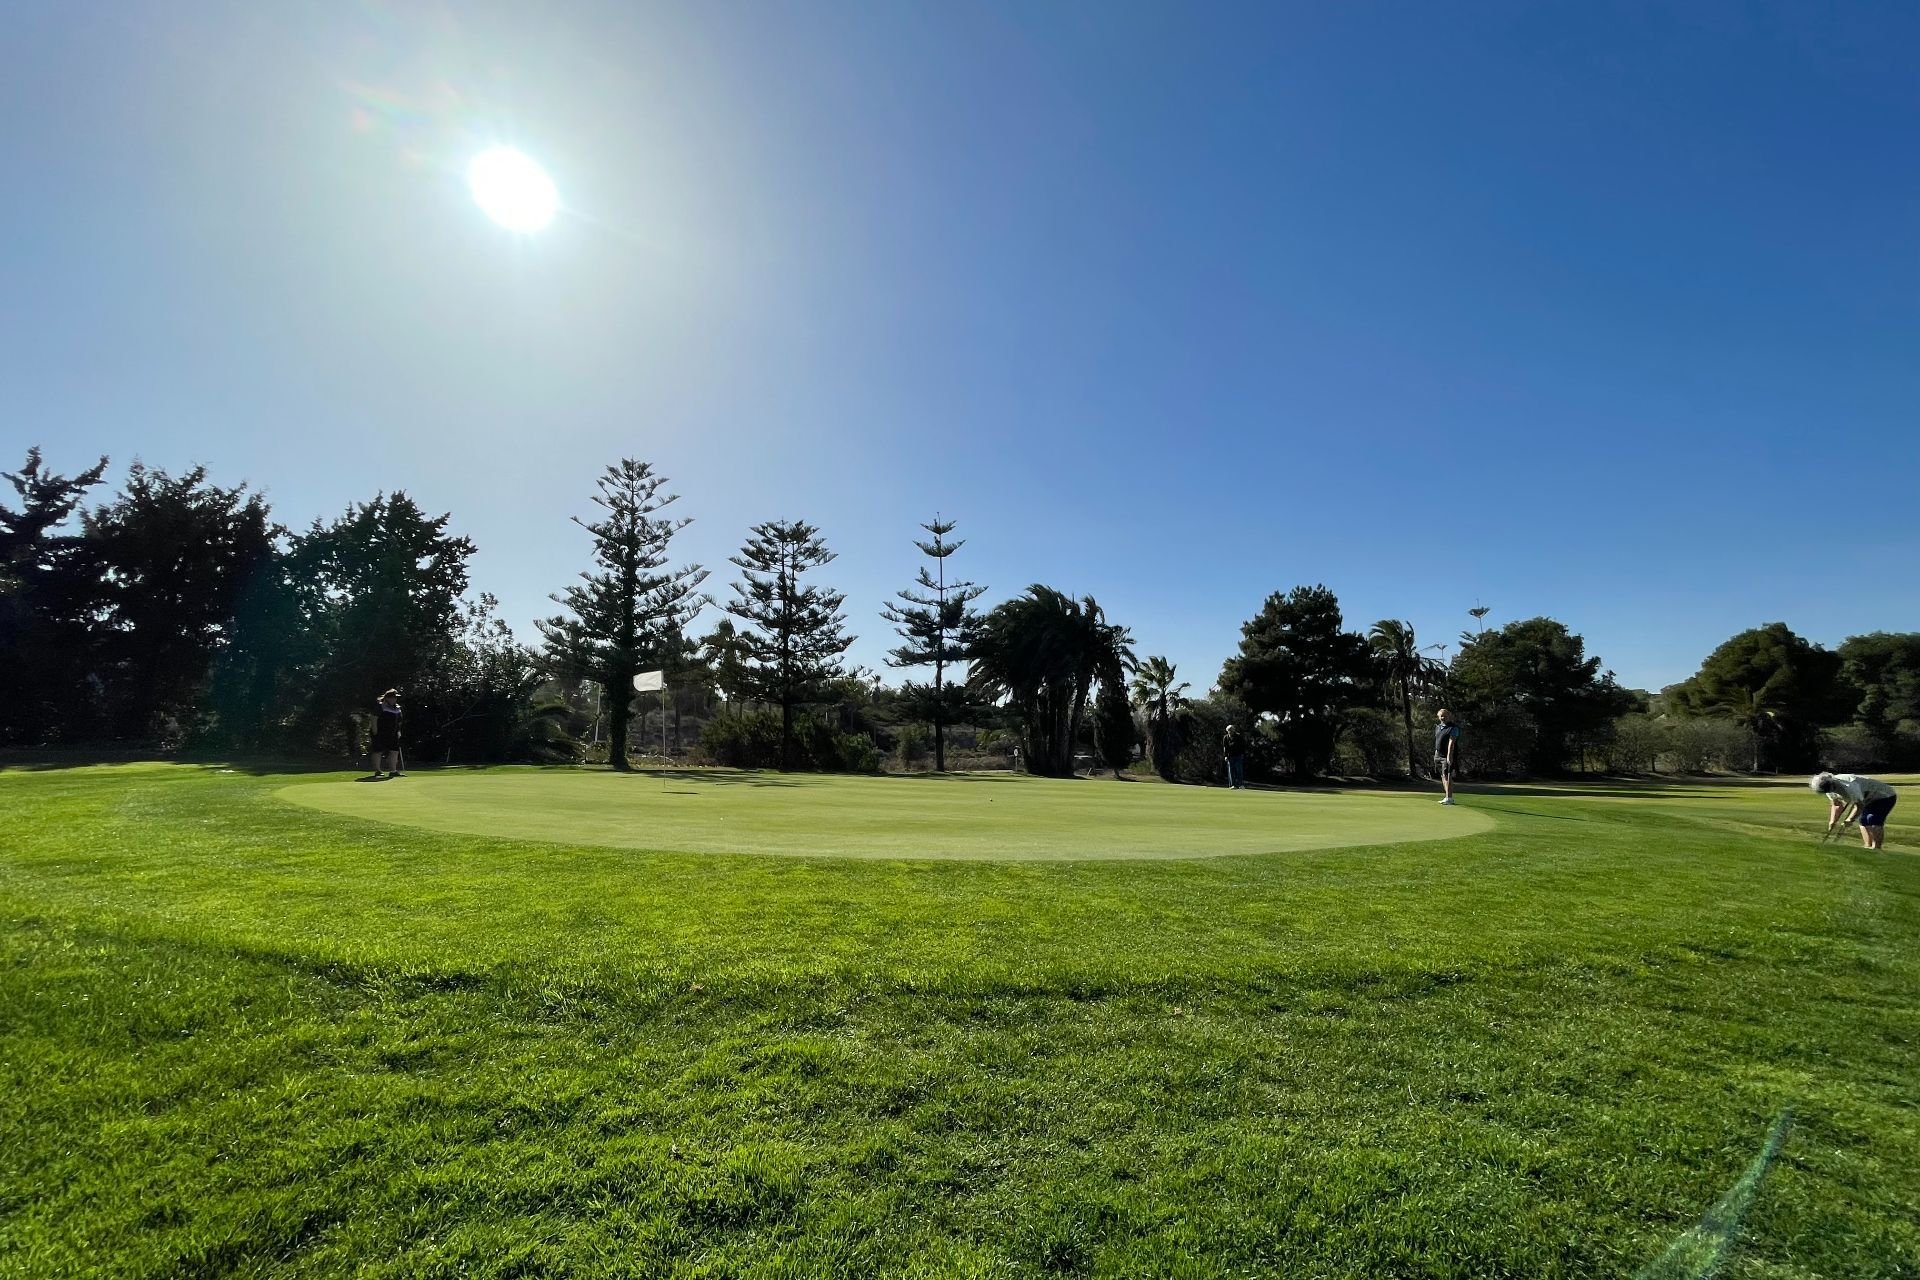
[1401, 675, 1417, 780]
[1066, 680, 1091, 777]
[781, 697, 794, 772]
[933, 667, 947, 773]
[607, 681, 632, 771]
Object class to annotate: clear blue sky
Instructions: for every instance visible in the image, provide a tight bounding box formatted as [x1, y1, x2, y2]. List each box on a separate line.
[5, 1, 1916, 693]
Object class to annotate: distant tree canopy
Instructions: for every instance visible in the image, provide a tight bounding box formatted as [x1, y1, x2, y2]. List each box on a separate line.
[84, 464, 280, 742]
[1448, 617, 1634, 776]
[970, 587, 1133, 778]
[1837, 632, 1920, 767]
[1667, 623, 1847, 772]
[1217, 585, 1372, 778]
[0, 449, 108, 744]
[289, 492, 477, 755]
[14, 443, 1920, 778]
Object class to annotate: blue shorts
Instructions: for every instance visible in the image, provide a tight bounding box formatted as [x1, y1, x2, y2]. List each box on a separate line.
[1859, 795, 1896, 827]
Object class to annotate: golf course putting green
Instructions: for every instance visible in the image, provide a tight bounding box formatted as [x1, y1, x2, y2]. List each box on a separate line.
[279, 768, 1494, 860]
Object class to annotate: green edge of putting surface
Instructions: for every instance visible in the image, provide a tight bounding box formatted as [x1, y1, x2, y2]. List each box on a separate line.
[278, 769, 1496, 860]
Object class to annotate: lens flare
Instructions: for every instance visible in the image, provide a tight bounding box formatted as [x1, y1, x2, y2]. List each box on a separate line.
[467, 147, 557, 232]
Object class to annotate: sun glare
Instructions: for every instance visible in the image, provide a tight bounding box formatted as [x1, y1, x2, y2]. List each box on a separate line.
[467, 147, 557, 233]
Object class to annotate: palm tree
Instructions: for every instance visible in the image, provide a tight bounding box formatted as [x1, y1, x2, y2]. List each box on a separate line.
[1069, 594, 1134, 772]
[1130, 655, 1190, 779]
[970, 587, 1132, 776]
[1370, 620, 1429, 780]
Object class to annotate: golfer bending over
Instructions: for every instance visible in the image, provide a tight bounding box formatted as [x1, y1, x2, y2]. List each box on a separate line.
[1811, 771, 1896, 850]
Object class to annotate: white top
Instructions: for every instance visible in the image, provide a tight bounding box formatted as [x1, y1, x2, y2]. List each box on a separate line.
[1829, 773, 1897, 806]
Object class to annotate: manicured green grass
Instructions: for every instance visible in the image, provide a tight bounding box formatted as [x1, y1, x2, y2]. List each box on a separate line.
[281, 769, 1496, 860]
[2, 763, 1916, 1278]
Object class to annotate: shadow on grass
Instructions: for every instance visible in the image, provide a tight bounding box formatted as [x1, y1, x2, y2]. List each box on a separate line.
[630, 769, 804, 788]
[0, 751, 353, 777]
[1465, 803, 1592, 822]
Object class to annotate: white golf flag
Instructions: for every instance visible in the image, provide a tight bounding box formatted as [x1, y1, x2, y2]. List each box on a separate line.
[632, 670, 665, 693]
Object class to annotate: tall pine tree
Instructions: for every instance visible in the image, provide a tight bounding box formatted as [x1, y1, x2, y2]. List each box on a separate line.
[539, 461, 708, 772]
[880, 516, 985, 771]
[725, 521, 854, 771]
[0, 449, 109, 744]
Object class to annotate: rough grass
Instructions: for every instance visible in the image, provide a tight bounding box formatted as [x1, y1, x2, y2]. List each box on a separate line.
[1, 763, 1915, 1278]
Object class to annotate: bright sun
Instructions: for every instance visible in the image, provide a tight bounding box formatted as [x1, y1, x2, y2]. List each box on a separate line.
[467, 147, 557, 233]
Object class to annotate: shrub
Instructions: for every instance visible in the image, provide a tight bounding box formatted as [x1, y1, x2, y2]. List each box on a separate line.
[697, 709, 787, 769]
[1819, 723, 1883, 772]
[1661, 717, 1756, 773]
[895, 723, 929, 771]
[1604, 713, 1668, 774]
[697, 709, 881, 773]
[1168, 699, 1228, 785]
[1455, 705, 1536, 778]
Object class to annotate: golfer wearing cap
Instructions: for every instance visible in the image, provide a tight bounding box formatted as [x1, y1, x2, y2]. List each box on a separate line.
[1811, 771, 1896, 849]
[372, 689, 405, 779]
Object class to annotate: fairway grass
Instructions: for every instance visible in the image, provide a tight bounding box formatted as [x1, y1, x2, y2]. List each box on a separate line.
[2, 764, 1917, 1278]
[279, 769, 1496, 859]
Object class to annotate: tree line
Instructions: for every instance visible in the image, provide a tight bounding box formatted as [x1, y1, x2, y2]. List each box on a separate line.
[6, 447, 1916, 780]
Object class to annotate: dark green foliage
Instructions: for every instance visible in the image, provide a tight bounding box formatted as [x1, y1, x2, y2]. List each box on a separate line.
[1218, 585, 1372, 778]
[1369, 620, 1446, 780]
[1092, 679, 1135, 777]
[1333, 705, 1405, 778]
[200, 543, 303, 752]
[539, 461, 709, 772]
[1660, 717, 1759, 774]
[1449, 617, 1637, 776]
[698, 619, 758, 709]
[1166, 695, 1232, 785]
[0, 448, 109, 744]
[287, 493, 477, 757]
[882, 517, 986, 772]
[1837, 632, 1920, 768]
[0, 450, 554, 760]
[1668, 624, 1848, 772]
[1815, 722, 1883, 773]
[409, 595, 563, 763]
[1130, 656, 1190, 781]
[725, 521, 855, 770]
[698, 708, 880, 772]
[1604, 712, 1669, 774]
[969, 587, 1134, 777]
[82, 464, 282, 744]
